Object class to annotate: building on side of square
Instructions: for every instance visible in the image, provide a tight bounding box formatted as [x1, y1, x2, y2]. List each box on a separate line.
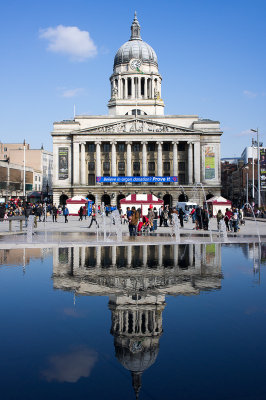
[52, 13, 222, 208]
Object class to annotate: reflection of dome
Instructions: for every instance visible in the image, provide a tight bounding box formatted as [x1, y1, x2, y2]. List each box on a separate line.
[115, 342, 159, 372]
[114, 40, 158, 67]
[114, 12, 158, 68]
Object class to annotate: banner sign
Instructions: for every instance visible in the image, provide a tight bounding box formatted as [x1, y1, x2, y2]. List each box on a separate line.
[260, 148, 266, 188]
[58, 147, 69, 180]
[205, 146, 215, 179]
[96, 176, 178, 183]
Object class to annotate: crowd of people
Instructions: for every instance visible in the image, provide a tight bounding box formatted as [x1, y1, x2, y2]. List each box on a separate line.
[0, 198, 263, 236]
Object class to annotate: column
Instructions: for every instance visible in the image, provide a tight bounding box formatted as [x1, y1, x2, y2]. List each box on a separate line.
[73, 141, 80, 185]
[96, 246, 101, 267]
[172, 141, 178, 185]
[142, 245, 148, 266]
[188, 142, 193, 184]
[157, 141, 163, 176]
[151, 76, 154, 98]
[142, 141, 147, 176]
[96, 141, 101, 181]
[138, 77, 141, 98]
[73, 246, 79, 273]
[125, 78, 128, 99]
[118, 76, 121, 98]
[144, 78, 147, 98]
[158, 244, 163, 267]
[53, 144, 59, 185]
[81, 247, 85, 267]
[80, 142, 86, 185]
[111, 141, 117, 177]
[126, 142, 132, 177]
[132, 77, 135, 99]
[194, 141, 201, 183]
[112, 246, 117, 267]
[127, 245, 132, 267]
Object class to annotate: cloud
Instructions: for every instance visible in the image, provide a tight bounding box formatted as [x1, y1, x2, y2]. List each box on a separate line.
[243, 90, 258, 99]
[61, 88, 84, 98]
[236, 129, 253, 137]
[42, 347, 98, 383]
[39, 25, 97, 61]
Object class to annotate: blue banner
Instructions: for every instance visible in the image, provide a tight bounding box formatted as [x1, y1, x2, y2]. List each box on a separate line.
[96, 176, 178, 183]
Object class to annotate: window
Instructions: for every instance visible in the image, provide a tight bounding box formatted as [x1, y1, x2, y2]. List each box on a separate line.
[118, 143, 125, 152]
[133, 143, 140, 152]
[103, 173, 110, 185]
[163, 142, 170, 152]
[103, 143, 110, 152]
[39, 176, 41, 181]
[179, 173, 185, 184]
[133, 162, 140, 171]
[35, 176, 37, 181]
[4, 154, 7, 159]
[148, 172, 155, 185]
[88, 143, 95, 152]
[118, 173, 125, 185]
[163, 162, 170, 171]
[103, 162, 110, 171]
[178, 162, 185, 171]
[148, 162, 155, 171]
[148, 143, 155, 152]
[88, 174, 95, 185]
[4, 147, 7, 151]
[178, 142, 185, 151]
[132, 109, 141, 116]
[133, 172, 141, 185]
[118, 162, 125, 171]
[163, 172, 170, 185]
[88, 162, 95, 171]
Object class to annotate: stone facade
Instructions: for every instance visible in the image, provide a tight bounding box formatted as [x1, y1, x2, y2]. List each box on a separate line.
[52, 14, 222, 207]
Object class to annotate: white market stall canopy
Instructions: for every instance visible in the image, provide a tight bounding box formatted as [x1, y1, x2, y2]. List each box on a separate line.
[66, 196, 89, 216]
[206, 196, 232, 216]
[120, 194, 164, 216]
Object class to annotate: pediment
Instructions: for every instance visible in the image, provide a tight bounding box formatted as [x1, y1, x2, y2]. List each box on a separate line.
[75, 118, 203, 135]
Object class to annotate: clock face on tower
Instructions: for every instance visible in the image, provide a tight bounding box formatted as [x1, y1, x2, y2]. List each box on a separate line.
[130, 58, 142, 71]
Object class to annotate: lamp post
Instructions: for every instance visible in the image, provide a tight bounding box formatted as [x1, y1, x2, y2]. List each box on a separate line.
[251, 129, 260, 208]
[244, 167, 249, 204]
[23, 139, 26, 199]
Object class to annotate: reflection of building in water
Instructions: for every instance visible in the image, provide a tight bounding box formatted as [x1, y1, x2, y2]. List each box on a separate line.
[52, 243, 222, 399]
[0, 248, 52, 267]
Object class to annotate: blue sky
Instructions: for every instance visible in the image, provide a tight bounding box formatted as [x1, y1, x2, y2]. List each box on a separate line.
[0, 0, 265, 157]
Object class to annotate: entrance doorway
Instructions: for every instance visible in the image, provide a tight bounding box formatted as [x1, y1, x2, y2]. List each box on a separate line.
[101, 194, 111, 206]
[87, 194, 95, 204]
[206, 193, 214, 200]
[178, 193, 188, 202]
[117, 194, 125, 208]
[163, 194, 173, 207]
[59, 194, 68, 206]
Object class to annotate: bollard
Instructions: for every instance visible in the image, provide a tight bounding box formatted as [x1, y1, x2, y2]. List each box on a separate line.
[20, 220, 23, 232]
[9, 220, 12, 232]
[34, 216, 37, 228]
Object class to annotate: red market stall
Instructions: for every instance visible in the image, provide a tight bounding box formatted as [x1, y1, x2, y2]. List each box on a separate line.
[120, 194, 164, 216]
[205, 196, 232, 216]
[66, 196, 91, 216]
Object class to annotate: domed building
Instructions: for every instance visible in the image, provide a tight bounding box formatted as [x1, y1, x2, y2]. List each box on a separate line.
[52, 13, 222, 207]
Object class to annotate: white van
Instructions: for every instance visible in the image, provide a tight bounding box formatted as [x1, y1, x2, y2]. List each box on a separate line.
[177, 202, 198, 216]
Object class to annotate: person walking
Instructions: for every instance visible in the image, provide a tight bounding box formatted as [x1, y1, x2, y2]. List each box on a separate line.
[216, 209, 224, 230]
[147, 207, 155, 232]
[178, 207, 184, 228]
[63, 206, 69, 223]
[52, 205, 58, 222]
[163, 207, 169, 227]
[78, 206, 83, 221]
[128, 207, 139, 236]
[88, 206, 98, 228]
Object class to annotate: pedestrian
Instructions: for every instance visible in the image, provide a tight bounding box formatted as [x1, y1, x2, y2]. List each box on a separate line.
[195, 206, 202, 230]
[178, 207, 184, 228]
[159, 206, 164, 227]
[128, 206, 139, 236]
[78, 206, 83, 221]
[88, 206, 98, 228]
[37, 205, 42, 222]
[83, 206, 87, 220]
[147, 207, 155, 232]
[163, 207, 169, 227]
[202, 209, 209, 230]
[216, 209, 224, 230]
[52, 205, 58, 222]
[63, 206, 69, 223]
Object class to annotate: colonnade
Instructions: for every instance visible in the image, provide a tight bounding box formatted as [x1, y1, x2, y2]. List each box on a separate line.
[111, 75, 160, 100]
[73, 140, 201, 185]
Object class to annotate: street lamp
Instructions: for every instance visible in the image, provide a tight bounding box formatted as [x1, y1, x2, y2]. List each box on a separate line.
[244, 167, 249, 204]
[251, 128, 260, 208]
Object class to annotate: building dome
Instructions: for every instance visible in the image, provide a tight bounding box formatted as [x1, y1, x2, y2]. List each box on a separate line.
[113, 12, 158, 68]
[114, 40, 158, 68]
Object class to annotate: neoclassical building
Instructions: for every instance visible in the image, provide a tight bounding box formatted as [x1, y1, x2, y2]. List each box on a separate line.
[52, 13, 222, 207]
